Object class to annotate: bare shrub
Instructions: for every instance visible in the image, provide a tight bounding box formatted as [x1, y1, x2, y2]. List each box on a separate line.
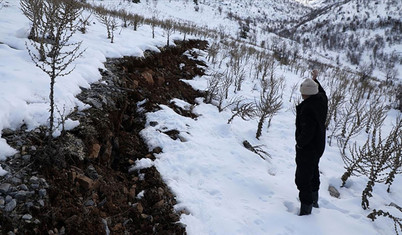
[340, 116, 402, 209]
[78, 12, 92, 34]
[130, 14, 143, 31]
[95, 8, 119, 43]
[368, 206, 402, 235]
[24, 0, 84, 138]
[205, 72, 222, 104]
[163, 19, 174, 46]
[20, 0, 43, 40]
[118, 8, 130, 28]
[227, 99, 256, 124]
[336, 85, 370, 155]
[206, 42, 220, 66]
[255, 75, 284, 139]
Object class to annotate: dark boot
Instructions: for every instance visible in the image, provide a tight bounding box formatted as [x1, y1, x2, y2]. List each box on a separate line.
[312, 191, 319, 208]
[299, 203, 312, 216]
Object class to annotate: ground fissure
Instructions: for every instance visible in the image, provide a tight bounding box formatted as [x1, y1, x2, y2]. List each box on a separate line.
[0, 40, 207, 234]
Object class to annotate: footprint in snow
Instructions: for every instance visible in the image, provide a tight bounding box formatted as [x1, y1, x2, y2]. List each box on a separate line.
[283, 201, 297, 214]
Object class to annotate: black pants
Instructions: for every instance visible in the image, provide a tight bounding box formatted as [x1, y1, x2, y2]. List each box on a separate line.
[295, 149, 321, 205]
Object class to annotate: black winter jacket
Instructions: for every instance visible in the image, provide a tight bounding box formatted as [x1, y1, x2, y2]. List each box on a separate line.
[295, 81, 328, 158]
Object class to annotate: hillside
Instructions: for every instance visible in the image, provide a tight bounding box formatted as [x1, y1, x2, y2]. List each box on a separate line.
[287, 0, 401, 79]
[0, 0, 401, 234]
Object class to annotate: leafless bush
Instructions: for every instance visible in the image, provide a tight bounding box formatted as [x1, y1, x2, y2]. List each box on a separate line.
[227, 99, 256, 124]
[390, 83, 402, 112]
[324, 72, 349, 129]
[255, 57, 272, 82]
[163, 19, 174, 46]
[130, 14, 143, 31]
[118, 8, 130, 28]
[232, 67, 246, 92]
[385, 62, 398, 85]
[340, 116, 402, 209]
[24, 0, 84, 138]
[20, 0, 44, 41]
[95, 9, 119, 43]
[206, 42, 220, 66]
[78, 12, 92, 34]
[208, 72, 235, 112]
[358, 62, 374, 81]
[205, 72, 222, 104]
[149, 13, 158, 38]
[336, 86, 370, 154]
[368, 206, 402, 235]
[255, 76, 284, 139]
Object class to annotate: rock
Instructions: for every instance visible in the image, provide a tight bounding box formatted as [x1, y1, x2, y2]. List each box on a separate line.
[22, 155, 31, 161]
[132, 80, 139, 89]
[112, 223, 123, 231]
[39, 189, 47, 198]
[154, 199, 165, 208]
[152, 147, 163, 154]
[328, 185, 340, 198]
[76, 174, 94, 190]
[149, 121, 158, 127]
[25, 201, 34, 209]
[29, 176, 39, 184]
[145, 154, 153, 159]
[178, 135, 188, 142]
[85, 165, 99, 180]
[22, 214, 32, 220]
[0, 198, 4, 206]
[39, 178, 49, 188]
[5, 199, 17, 212]
[59, 226, 66, 235]
[157, 187, 164, 197]
[86, 98, 103, 109]
[0, 183, 11, 194]
[14, 191, 28, 201]
[30, 183, 40, 190]
[19, 184, 28, 191]
[21, 145, 28, 154]
[89, 143, 101, 159]
[141, 71, 154, 86]
[10, 177, 22, 184]
[136, 203, 144, 214]
[84, 200, 95, 207]
[38, 199, 45, 207]
[141, 214, 153, 222]
[129, 186, 136, 200]
[156, 75, 165, 86]
[5, 195, 12, 203]
[100, 141, 112, 166]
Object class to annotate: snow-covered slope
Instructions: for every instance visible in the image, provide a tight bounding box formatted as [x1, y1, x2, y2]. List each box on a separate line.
[285, 0, 402, 77]
[0, 0, 401, 234]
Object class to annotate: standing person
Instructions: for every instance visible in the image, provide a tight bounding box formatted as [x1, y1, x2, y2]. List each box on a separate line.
[295, 70, 328, 216]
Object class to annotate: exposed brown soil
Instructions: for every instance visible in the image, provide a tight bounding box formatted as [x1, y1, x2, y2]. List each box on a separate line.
[0, 40, 207, 234]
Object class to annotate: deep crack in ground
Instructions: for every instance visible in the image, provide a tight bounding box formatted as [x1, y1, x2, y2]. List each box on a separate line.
[0, 39, 208, 234]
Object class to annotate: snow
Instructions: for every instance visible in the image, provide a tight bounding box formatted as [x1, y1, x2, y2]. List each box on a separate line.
[0, 0, 401, 234]
[141, 80, 400, 234]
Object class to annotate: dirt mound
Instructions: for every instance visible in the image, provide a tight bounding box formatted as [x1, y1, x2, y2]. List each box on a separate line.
[0, 40, 208, 234]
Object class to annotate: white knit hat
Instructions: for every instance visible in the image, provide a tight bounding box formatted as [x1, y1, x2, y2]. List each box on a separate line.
[300, 78, 318, 95]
